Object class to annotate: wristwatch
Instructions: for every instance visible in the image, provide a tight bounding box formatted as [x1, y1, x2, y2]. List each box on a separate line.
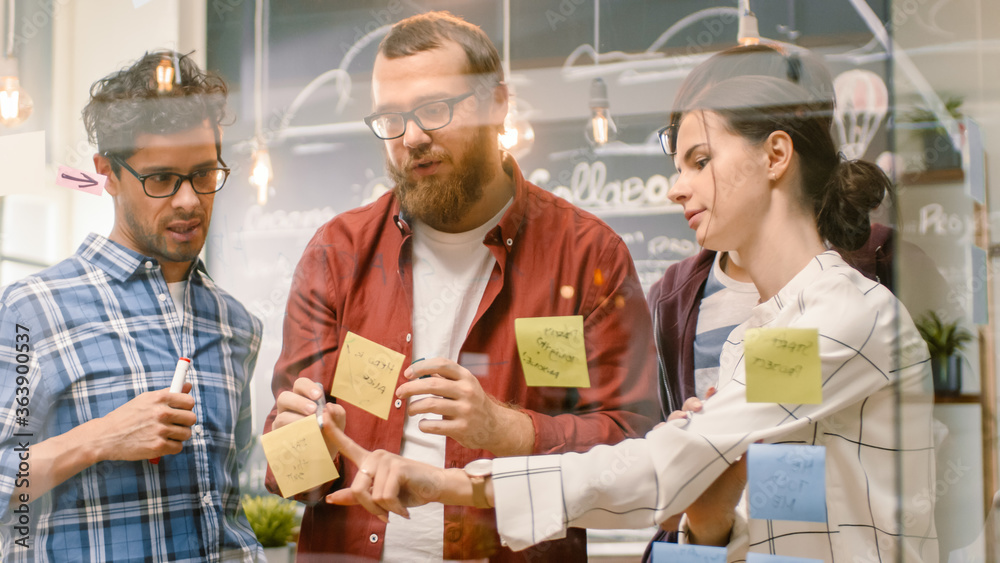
[463, 458, 494, 509]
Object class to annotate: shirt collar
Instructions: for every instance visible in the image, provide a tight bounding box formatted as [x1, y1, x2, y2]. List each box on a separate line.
[76, 232, 207, 283]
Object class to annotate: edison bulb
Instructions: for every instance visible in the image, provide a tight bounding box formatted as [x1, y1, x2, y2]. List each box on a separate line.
[585, 78, 617, 147]
[499, 111, 535, 158]
[0, 76, 33, 128]
[250, 147, 273, 206]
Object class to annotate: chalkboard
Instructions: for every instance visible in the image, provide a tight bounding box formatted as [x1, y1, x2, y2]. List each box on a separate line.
[203, 0, 891, 428]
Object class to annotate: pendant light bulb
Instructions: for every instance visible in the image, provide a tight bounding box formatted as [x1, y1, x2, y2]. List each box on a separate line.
[0, 59, 33, 128]
[156, 58, 176, 93]
[585, 78, 617, 148]
[250, 146, 273, 206]
[738, 2, 761, 46]
[498, 92, 534, 158]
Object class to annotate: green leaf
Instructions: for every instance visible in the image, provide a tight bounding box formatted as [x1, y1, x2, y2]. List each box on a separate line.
[242, 494, 299, 547]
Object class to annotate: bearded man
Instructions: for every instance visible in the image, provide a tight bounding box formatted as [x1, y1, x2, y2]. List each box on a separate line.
[263, 11, 657, 562]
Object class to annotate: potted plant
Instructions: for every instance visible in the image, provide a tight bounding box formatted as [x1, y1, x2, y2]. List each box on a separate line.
[914, 311, 974, 396]
[243, 494, 299, 563]
[901, 96, 964, 171]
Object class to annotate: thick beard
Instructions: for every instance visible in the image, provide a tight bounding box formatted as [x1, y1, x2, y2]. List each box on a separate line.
[120, 195, 206, 263]
[388, 127, 496, 229]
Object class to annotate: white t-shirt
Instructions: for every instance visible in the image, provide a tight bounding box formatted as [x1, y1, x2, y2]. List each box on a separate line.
[381, 200, 511, 562]
[167, 280, 187, 323]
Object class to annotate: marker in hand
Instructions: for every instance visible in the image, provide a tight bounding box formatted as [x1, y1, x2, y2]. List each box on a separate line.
[150, 357, 191, 464]
[314, 381, 326, 429]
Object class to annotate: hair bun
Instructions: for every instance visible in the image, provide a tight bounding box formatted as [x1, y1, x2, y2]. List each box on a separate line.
[817, 158, 890, 251]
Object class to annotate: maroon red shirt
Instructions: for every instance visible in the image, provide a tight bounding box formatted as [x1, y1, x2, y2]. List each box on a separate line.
[265, 156, 658, 561]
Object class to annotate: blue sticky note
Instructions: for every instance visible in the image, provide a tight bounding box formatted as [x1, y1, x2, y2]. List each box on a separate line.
[651, 542, 726, 563]
[748, 443, 826, 523]
[966, 118, 985, 204]
[972, 245, 988, 325]
[748, 553, 822, 563]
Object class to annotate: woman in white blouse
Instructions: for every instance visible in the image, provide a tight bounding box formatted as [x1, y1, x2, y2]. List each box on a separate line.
[319, 57, 938, 562]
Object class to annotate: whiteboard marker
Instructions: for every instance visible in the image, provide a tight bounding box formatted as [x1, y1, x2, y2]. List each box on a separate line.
[151, 357, 192, 464]
[169, 357, 191, 392]
[314, 381, 325, 429]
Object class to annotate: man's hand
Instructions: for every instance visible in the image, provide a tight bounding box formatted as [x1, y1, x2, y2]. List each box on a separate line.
[90, 382, 196, 462]
[396, 358, 534, 456]
[269, 377, 347, 502]
[273, 376, 346, 452]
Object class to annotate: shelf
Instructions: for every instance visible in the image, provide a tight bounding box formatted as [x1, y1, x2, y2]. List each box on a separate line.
[901, 168, 964, 185]
[934, 393, 982, 404]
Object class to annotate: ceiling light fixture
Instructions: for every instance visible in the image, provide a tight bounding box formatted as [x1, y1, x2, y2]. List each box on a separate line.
[497, 0, 534, 157]
[0, 0, 32, 128]
[738, 0, 761, 46]
[584, 1, 616, 148]
[250, 0, 273, 205]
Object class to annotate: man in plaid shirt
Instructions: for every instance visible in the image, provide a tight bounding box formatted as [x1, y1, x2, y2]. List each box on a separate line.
[0, 51, 263, 562]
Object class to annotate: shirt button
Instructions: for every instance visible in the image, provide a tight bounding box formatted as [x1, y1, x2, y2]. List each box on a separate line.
[145, 261, 154, 269]
[394, 399, 402, 409]
[369, 533, 379, 543]
[506, 238, 513, 246]
[406, 333, 412, 342]
[202, 493, 212, 505]
[194, 424, 203, 435]
[158, 294, 167, 302]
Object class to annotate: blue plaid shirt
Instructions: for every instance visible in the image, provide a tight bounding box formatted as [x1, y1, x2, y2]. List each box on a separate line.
[0, 234, 264, 562]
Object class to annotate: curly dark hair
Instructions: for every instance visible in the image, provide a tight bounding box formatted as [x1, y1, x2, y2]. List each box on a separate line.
[82, 50, 229, 176]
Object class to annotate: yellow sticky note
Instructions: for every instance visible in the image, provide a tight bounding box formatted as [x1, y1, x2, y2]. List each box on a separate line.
[744, 328, 822, 404]
[330, 332, 404, 419]
[515, 315, 590, 388]
[261, 416, 339, 498]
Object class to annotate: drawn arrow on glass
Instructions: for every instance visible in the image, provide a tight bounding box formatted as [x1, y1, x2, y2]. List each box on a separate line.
[56, 166, 107, 196]
[61, 172, 98, 188]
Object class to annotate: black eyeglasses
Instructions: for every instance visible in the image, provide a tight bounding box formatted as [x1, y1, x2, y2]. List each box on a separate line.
[657, 123, 678, 157]
[110, 155, 231, 198]
[364, 91, 475, 140]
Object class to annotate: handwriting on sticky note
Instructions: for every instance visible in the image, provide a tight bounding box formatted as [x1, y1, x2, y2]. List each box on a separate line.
[260, 416, 339, 498]
[651, 542, 727, 563]
[748, 443, 826, 523]
[514, 316, 590, 388]
[330, 332, 404, 420]
[747, 553, 823, 563]
[56, 166, 107, 196]
[744, 328, 822, 404]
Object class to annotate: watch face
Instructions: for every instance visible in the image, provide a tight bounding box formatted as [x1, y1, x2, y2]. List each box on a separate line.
[464, 458, 493, 477]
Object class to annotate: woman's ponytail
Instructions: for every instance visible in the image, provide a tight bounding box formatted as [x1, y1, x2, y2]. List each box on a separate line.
[815, 158, 889, 251]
